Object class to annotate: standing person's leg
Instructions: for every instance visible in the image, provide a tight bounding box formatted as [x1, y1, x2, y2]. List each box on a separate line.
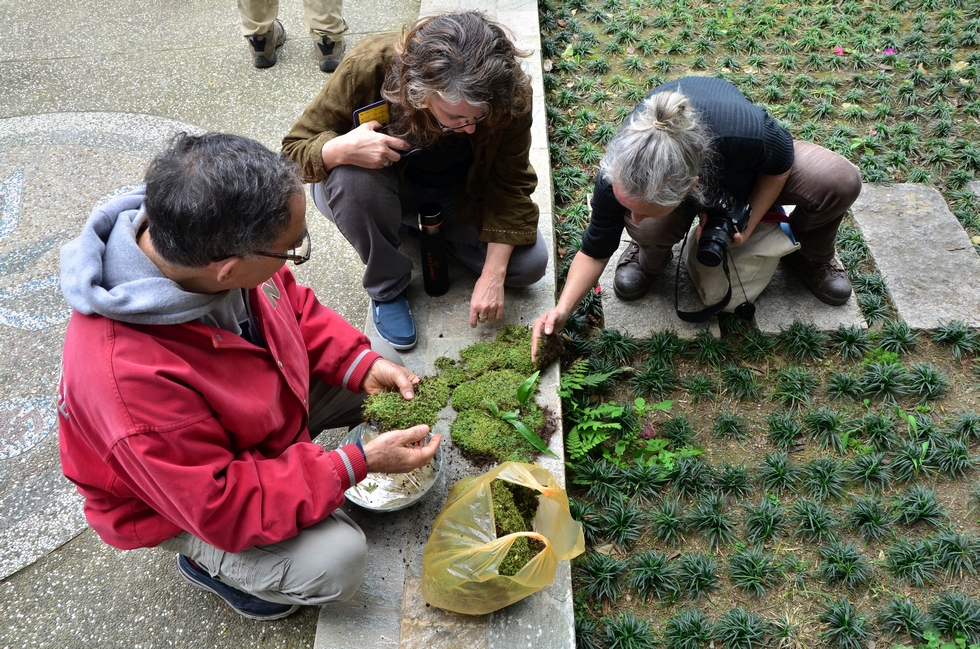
[778, 140, 862, 305]
[614, 208, 693, 300]
[303, 0, 347, 72]
[312, 167, 417, 349]
[236, 0, 285, 68]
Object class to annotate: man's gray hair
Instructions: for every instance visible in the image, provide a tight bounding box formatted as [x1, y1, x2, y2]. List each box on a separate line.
[599, 90, 711, 208]
[144, 132, 303, 268]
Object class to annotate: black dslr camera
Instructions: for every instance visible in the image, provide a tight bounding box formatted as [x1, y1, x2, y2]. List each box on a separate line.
[696, 193, 752, 267]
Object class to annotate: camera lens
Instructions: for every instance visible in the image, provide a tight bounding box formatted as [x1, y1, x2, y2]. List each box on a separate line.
[697, 239, 725, 267]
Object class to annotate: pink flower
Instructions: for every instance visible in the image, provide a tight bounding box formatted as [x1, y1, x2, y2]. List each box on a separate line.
[834, 45, 845, 56]
[884, 47, 896, 55]
[594, 284, 602, 294]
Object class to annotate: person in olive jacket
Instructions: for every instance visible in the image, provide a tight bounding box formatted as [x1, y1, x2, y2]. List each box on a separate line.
[282, 11, 547, 351]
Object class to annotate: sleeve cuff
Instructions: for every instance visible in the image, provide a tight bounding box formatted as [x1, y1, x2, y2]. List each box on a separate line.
[330, 443, 369, 489]
[340, 347, 383, 392]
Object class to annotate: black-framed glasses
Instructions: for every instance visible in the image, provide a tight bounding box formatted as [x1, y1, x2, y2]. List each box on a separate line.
[437, 114, 487, 133]
[253, 228, 312, 265]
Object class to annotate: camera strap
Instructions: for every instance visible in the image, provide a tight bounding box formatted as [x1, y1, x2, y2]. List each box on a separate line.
[674, 233, 729, 323]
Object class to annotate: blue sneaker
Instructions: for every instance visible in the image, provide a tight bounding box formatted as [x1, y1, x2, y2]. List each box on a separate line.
[175, 555, 299, 621]
[371, 292, 417, 350]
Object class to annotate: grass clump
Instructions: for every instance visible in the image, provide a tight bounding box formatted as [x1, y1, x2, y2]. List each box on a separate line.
[576, 551, 627, 606]
[686, 492, 737, 551]
[773, 365, 819, 408]
[792, 498, 839, 543]
[714, 607, 770, 649]
[677, 551, 719, 601]
[879, 320, 919, 354]
[722, 365, 761, 401]
[804, 407, 846, 454]
[756, 451, 800, 493]
[765, 412, 803, 449]
[743, 496, 787, 544]
[662, 609, 713, 649]
[802, 456, 846, 501]
[845, 495, 895, 543]
[933, 530, 980, 579]
[600, 612, 656, 649]
[628, 550, 680, 602]
[651, 497, 685, 546]
[885, 537, 940, 586]
[713, 463, 753, 500]
[779, 320, 828, 360]
[817, 540, 873, 589]
[929, 591, 980, 643]
[932, 320, 978, 360]
[819, 599, 873, 649]
[712, 411, 750, 441]
[833, 324, 873, 360]
[892, 484, 947, 529]
[877, 595, 929, 643]
[727, 547, 782, 597]
[599, 494, 646, 550]
[844, 452, 892, 492]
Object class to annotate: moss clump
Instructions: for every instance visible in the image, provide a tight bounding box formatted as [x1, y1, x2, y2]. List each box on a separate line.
[451, 369, 525, 411]
[492, 480, 544, 577]
[362, 375, 451, 432]
[452, 409, 543, 463]
[459, 325, 536, 377]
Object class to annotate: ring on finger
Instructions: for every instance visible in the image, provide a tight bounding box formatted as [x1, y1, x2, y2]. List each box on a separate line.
[478, 315, 487, 323]
[382, 159, 392, 168]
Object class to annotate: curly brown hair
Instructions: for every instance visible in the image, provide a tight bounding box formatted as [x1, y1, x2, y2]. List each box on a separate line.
[381, 12, 532, 148]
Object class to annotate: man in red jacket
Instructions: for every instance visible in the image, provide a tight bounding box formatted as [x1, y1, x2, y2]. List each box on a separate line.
[57, 132, 440, 620]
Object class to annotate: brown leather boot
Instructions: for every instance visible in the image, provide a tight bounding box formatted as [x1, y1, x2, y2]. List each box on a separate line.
[613, 242, 656, 300]
[247, 20, 285, 69]
[783, 251, 852, 306]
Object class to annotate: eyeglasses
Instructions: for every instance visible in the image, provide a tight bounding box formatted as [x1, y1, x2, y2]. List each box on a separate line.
[253, 228, 312, 265]
[437, 114, 487, 133]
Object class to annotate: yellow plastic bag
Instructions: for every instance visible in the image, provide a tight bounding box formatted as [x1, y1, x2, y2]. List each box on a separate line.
[421, 462, 585, 615]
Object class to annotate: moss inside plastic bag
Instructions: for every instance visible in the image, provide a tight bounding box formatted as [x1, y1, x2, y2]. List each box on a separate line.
[421, 462, 585, 615]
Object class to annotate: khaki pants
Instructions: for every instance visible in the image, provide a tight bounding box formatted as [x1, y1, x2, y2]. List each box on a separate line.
[158, 338, 400, 604]
[236, 0, 347, 40]
[625, 140, 862, 273]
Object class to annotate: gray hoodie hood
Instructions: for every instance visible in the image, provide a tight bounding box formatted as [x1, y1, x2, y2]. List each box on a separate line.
[60, 186, 243, 327]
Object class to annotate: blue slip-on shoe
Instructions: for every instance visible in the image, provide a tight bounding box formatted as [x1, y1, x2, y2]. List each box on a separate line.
[176, 555, 299, 621]
[371, 292, 417, 351]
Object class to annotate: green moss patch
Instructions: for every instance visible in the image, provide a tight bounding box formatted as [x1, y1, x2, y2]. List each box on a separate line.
[362, 375, 452, 432]
[491, 480, 544, 577]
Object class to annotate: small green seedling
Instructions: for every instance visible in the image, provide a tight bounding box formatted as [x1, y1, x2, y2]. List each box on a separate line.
[484, 370, 556, 458]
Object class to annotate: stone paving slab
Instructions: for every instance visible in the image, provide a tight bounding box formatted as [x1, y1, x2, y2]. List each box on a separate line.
[852, 183, 980, 329]
[597, 226, 866, 338]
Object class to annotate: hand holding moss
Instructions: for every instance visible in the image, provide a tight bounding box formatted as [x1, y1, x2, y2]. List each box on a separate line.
[362, 358, 420, 400]
[362, 425, 441, 474]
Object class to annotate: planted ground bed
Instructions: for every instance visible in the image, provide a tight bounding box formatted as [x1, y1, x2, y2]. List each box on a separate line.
[537, 0, 980, 647]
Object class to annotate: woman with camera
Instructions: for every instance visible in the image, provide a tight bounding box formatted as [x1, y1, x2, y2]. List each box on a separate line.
[532, 75, 861, 359]
[282, 12, 547, 351]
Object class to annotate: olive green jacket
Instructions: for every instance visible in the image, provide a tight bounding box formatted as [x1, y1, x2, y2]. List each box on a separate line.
[281, 32, 539, 246]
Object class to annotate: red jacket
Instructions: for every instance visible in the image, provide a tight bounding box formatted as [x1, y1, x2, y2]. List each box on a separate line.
[58, 269, 376, 553]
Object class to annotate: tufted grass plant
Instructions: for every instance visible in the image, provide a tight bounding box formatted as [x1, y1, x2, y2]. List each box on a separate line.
[713, 463, 753, 500]
[886, 537, 940, 586]
[846, 495, 895, 543]
[844, 452, 892, 492]
[774, 365, 820, 408]
[792, 497, 840, 543]
[601, 611, 657, 649]
[819, 599, 873, 649]
[756, 451, 800, 493]
[861, 361, 910, 405]
[892, 484, 947, 529]
[669, 456, 717, 500]
[833, 324, 873, 361]
[803, 456, 846, 501]
[817, 540, 874, 589]
[577, 551, 628, 606]
[929, 591, 980, 644]
[953, 411, 980, 442]
[739, 328, 778, 362]
[861, 412, 898, 451]
[933, 530, 980, 579]
[684, 373, 718, 403]
[805, 407, 846, 454]
[827, 370, 863, 401]
[574, 615, 602, 649]
[714, 607, 770, 649]
[662, 608, 713, 649]
[934, 436, 976, 478]
[640, 330, 686, 365]
[629, 358, 678, 400]
[651, 497, 685, 546]
[573, 456, 627, 507]
[722, 365, 761, 401]
[628, 550, 681, 602]
[877, 595, 929, 643]
[661, 415, 695, 449]
[594, 328, 639, 365]
[779, 320, 828, 361]
[879, 320, 919, 354]
[712, 411, 750, 441]
[599, 494, 647, 550]
[623, 463, 667, 505]
[677, 551, 720, 601]
[743, 496, 787, 544]
[728, 547, 783, 597]
[908, 362, 951, 402]
[570, 498, 602, 547]
[932, 320, 979, 360]
[690, 330, 732, 367]
[686, 492, 738, 551]
[766, 412, 804, 449]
